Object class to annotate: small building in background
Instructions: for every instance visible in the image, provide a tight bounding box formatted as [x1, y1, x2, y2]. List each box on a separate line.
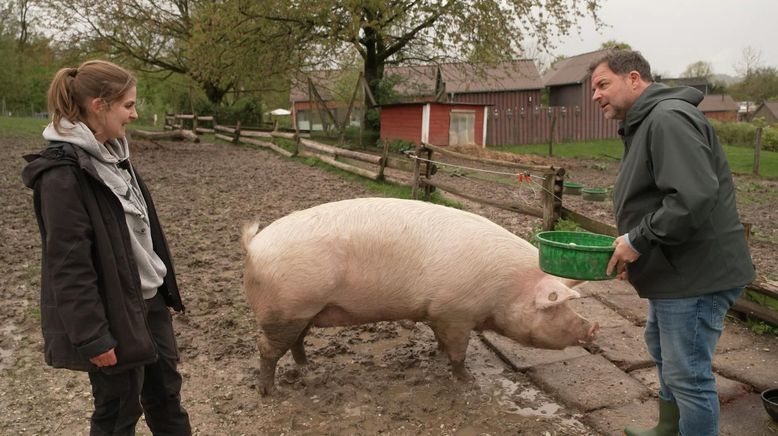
[541, 49, 620, 142]
[380, 102, 490, 147]
[751, 101, 778, 124]
[698, 94, 739, 122]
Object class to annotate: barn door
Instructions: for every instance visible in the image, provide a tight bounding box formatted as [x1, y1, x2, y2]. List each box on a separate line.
[449, 110, 475, 146]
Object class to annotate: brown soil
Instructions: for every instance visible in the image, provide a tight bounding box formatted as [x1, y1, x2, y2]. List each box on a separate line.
[1, 136, 775, 435]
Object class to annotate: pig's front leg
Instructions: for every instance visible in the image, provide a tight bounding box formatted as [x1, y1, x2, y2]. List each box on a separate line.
[430, 319, 475, 381]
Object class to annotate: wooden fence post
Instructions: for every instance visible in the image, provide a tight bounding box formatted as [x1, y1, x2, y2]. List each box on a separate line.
[192, 113, 198, 134]
[233, 121, 241, 144]
[423, 147, 434, 200]
[753, 127, 763, 176]
[542, 169, 560, 231]
[378, 139, 390, 180]
[411, 144, 422, 199]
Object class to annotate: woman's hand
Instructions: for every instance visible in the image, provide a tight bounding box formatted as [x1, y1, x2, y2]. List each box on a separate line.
[90, 348, 118, 367]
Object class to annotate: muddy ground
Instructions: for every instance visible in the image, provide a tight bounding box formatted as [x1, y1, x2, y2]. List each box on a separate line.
[1, 133, 775, 435]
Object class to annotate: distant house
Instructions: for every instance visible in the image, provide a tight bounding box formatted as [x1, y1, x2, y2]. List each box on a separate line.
[542, 49, 620, 141]
[380, 102, 490, 147]
[698, 94, 739, 122]
[655, 76, 711, 94]
[751, 101, 778, 124]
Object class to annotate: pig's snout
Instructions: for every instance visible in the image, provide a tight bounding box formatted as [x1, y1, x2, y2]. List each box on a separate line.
[580, 321, 600, 344]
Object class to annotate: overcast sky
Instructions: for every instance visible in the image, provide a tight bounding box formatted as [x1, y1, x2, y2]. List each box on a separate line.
[549, 0, 778, 78]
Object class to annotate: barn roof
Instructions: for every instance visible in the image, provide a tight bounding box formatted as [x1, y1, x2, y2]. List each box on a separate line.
[290, 60, 542, 103]
[698, 94, 739, 112]
[542, 49, 613, 87]
[439, 60, 542, 93]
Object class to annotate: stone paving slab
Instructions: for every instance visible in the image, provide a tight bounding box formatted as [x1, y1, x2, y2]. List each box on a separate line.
[526, 354, 650, 412]
[598, 292, 649, 326]
[630, 367, 752, 404]
[720, 391, 778, 436]
[479, 331, 590, 371]
[568, 296, 632, 329]
[592, 325, 654, 371]
[584, 398, 660, 436]
[715, 344, 778, 392]
[577, 279, 634, 297]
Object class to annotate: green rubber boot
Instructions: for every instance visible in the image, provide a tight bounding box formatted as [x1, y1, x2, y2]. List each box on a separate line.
[624, 398, 680, 436]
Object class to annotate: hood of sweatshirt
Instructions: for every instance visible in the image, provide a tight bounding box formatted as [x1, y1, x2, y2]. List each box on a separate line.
[621, 83, 704, 137]
[41, 118, 130, 164]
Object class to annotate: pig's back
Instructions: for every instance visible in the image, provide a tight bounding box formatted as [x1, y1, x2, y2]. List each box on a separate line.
[244, 198, 537, 321]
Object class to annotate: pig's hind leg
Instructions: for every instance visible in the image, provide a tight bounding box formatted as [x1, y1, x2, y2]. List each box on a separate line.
[429, 319, 475, 381]
[257, 318, 312, 396]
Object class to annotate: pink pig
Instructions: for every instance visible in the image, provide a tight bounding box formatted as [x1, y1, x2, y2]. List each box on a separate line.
[241, 197, 599, 395]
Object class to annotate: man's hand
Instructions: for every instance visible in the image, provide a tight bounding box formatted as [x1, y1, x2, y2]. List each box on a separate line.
[607, 235, 641, 280]
[90, 348, 117, 367]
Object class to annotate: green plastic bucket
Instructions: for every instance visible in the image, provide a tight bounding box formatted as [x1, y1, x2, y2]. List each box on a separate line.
[535, 231, 616, 280]
[563, 182, 583, 195]
[582, 187, 607, 202]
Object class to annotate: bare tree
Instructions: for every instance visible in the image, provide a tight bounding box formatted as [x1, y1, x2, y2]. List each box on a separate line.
[734, 46, 762, 78]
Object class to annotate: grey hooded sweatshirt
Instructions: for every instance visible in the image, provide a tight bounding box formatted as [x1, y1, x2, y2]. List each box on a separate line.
[614, 83, 755, 298]
[43, 119, 166, 299]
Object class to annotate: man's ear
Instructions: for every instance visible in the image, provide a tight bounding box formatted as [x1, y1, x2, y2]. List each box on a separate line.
[629, 71, 642, 88]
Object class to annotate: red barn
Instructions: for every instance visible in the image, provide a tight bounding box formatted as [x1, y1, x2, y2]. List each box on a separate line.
[380, 102, 490, 147]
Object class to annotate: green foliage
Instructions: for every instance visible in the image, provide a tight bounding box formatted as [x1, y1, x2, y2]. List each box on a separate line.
[681, 61, 713, 79]
[728, 66, 778, 103]
[743, 289, 778, 335]
[709, 120, 778, 151]
[600, 40, 631, 50]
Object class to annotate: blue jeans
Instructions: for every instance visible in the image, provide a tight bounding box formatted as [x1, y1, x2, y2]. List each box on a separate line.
[645, 287, 743, 436]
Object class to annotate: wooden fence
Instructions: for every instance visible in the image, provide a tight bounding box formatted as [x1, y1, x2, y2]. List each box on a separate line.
[164, 113, 776, 326]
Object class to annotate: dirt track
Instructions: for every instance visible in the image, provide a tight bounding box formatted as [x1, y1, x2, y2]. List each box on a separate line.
[1, 135, 775, 435]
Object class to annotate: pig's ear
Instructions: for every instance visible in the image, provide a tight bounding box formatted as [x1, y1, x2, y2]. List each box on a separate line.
[534, 283, 581, 309]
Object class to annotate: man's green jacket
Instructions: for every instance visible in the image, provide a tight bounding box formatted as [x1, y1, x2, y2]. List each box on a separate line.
[615, 83, 755, 298]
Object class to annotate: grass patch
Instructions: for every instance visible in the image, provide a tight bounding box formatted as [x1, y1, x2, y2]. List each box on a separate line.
[493, 139, 778, 179]
[493, 139, 623, 161]
[0, 116, 50, 138]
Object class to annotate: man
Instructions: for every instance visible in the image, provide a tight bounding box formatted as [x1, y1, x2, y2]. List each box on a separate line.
[590, 50, 755, 436]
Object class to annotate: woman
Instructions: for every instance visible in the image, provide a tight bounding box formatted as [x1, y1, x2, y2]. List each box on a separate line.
[21, 60, 191, 435]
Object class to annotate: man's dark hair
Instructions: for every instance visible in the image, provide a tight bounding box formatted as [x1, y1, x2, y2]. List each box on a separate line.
[587, 49, 653, 82]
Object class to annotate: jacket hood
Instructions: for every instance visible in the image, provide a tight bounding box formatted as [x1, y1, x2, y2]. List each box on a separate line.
[622, 83, 704, 136]
[42, 119, 129, 165]
[21, 144, 80, 189]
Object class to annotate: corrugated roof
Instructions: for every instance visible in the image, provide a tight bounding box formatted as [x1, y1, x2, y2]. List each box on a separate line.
[698, 94, 739, 112]
[542, 49, 613, 87]
[440, 60, 542, 93]
[290, 60, 542, 103]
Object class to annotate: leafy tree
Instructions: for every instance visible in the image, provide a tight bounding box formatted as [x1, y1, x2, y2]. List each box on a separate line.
[0, 0, 56, 116]
[241, 0, 603, 128]
[681, 60, 713, 80]
[600, 39, 631, 50]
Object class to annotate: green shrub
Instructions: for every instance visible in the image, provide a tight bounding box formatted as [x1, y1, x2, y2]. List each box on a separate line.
[710, 120, 778, 151]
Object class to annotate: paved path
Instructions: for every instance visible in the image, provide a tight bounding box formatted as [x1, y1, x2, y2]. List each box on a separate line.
[480, 279, 778, 435]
